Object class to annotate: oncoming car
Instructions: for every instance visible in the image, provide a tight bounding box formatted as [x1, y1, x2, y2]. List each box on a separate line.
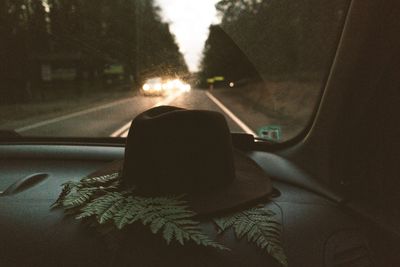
[141, 77, 165, 96]
[142, 77, 191, 96]
[163, 78, 191, 93]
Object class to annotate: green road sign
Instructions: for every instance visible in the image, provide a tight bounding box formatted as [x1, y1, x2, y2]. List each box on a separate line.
[207, 78, 215, 83]
[258, 125, 282, 142]
[214, 76, 225, 81]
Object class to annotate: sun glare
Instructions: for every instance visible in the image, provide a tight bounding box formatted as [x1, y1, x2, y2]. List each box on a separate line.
[156, 0, 220, 72]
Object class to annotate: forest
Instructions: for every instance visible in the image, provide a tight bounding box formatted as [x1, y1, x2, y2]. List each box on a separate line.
[199, 0, 348, 87]
[0, 0, 188, 104]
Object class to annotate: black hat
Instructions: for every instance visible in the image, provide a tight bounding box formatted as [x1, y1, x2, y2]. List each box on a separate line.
[89, 106, 272, 215]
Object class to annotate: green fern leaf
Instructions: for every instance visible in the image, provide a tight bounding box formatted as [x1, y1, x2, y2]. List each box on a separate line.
[62, 187, 98, 208]
[76, 192, 126, 223]
[214, 212, 241, 233]
[51, 181, 78, 208]
[113, 196, 142, 229]
[163, 222, 175, 244]
[98, 195, 126, 224]
[52, 174, 120, 210]
[53, 176, 227, 251]
[114, 196, 227, 250]
[81, 172, 120, 185]
[213, 207, 288, 266]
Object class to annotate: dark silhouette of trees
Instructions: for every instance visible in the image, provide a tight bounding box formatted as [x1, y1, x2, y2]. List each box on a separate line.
[199, 0, 348, 87]
[135, 0, 188, 81]
[199, 25, 260, 88]
[0, 0, 188, 104]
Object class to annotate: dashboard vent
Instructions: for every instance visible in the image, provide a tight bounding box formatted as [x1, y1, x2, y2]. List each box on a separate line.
[325, 230, 373, 267]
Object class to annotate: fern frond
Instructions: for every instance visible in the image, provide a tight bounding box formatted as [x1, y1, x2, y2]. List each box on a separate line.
[62, 187, 98, 209]
[81, 172, 120, 185]
[76, 192, 126, 224]
[52, 173, 120, 210]
[53, 176, 227, 251]
[214, 207, 287, 266]
[213, 212, 242, 233]
[51, 181, 78, 208]
[112, 196, 227, 250]
[144, 197, 227, 249]
[113, 196, 142, 229]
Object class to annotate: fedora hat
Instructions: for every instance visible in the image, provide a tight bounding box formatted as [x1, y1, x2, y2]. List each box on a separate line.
[87, 106, 272, 215]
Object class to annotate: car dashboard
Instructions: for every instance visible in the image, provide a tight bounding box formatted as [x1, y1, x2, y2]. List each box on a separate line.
[0, 143, 371, 266]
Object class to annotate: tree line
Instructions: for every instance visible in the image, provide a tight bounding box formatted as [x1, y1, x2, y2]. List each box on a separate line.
[199, 0, 348, 87]
[0, 0, 188, 103]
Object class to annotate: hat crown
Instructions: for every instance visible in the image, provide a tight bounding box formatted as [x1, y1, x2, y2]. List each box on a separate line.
[122, 106, 235, 195]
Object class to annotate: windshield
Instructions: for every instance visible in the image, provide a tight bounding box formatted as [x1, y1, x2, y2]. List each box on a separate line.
[0, 0, 349, 142]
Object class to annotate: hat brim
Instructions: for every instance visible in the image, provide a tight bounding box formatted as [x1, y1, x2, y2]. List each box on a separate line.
[187, 150, 272, 214]
[86, 150, 272, 215]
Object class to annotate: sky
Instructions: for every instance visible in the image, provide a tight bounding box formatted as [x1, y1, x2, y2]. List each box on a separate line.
[156, 0, 221, 72]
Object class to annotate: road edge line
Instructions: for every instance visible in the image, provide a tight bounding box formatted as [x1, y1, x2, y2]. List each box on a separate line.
[16, 97, 135, 133]
[110, 122, 132, 137]
[205, 91, 257, 136]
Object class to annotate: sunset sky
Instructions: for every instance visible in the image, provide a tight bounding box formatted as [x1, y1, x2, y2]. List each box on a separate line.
[156, 0, 221, 72]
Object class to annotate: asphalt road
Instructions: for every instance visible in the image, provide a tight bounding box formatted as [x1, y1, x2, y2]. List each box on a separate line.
[13, 89, 269, 138]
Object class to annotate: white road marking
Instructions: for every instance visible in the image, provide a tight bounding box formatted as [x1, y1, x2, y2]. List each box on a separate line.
[16, 97, 135, 133]
[110, 121, 131, 137]
[119, 129, 130, 138]
[111, 91, 183, 137]
[205, 91, 257, 136]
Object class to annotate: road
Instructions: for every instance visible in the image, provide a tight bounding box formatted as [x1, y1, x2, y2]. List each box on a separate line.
[13, 89, 273, 138]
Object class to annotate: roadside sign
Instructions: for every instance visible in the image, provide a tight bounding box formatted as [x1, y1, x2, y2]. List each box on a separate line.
[258, 125, 282, 142]
[214, 76, 225, 81]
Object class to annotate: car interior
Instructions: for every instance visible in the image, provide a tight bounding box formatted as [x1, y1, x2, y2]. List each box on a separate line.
[0, 0, 399, 266]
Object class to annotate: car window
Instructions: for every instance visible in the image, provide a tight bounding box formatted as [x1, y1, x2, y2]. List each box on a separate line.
[0, 0, 349, 142]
